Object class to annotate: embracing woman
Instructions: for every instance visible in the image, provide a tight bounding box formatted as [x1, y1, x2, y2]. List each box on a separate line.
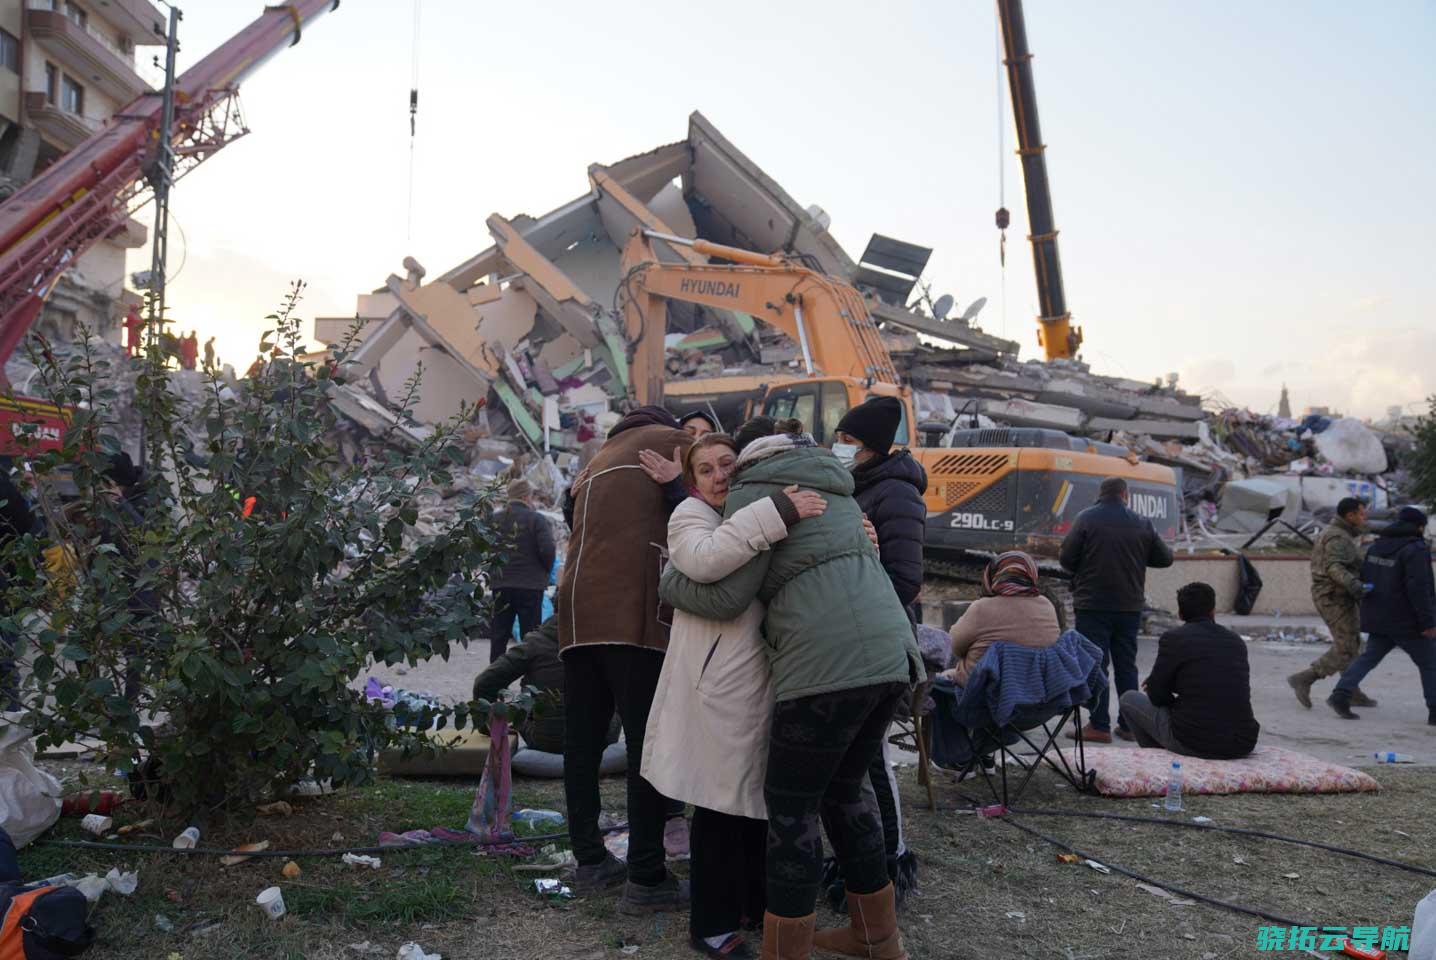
[641, 431, 827, 959]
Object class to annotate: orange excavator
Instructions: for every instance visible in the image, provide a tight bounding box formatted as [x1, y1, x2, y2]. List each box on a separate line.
[617, 228, 1178, 589]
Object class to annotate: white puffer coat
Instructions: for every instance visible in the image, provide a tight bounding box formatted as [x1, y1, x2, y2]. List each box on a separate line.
[641, 494, 788, 820]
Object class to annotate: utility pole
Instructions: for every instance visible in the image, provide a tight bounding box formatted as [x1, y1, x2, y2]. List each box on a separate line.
[144, 4, 181, 347]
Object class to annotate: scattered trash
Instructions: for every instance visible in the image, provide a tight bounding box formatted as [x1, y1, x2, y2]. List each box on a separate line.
[255, 886, 286, 921]
[72, 876, 109, 903]
[533, 878, 574, 899]
[1191, 816, 1214, 824]
[396, 944, 441, 960]
[348, 943, 386, 955]
[192, 920, 225, 938]
[1233, 856, 1248, 866]
[1394, 830, 1412, 839]
[154, 913, 175, 933]
[1373, 752, 1414, 764]
[291, 778, 336, 797]
[172, 826, 200, 849]
[221, 841, 272, 866]
[512, 844, 578, 874]
[1135, 882, 1196, 906]
[1084, 860, 1112, 875]
[79, 814, 113, 836]
[619, 948, 639, 957]
[978, 804, 1007, 819]
[604, 831, 630, 863]
[1056, 853, 1081, 864]
[257, 801, 295, 816]
[1281, 872, 1300, 880]
[117, 818, 154, 835]
[61, 791, 123, 816]
[104, 868, 138, 895]
[282, 861, 302, 879]
[342, 853, 382, 870]
[512, 808, 565, 827]
[65, 867, 138, 904]
[1005, 911, 1026, 922]
[331, 831, 345, 842]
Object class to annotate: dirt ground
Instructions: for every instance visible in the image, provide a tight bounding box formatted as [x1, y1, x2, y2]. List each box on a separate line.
[20, 760, 1435, 960]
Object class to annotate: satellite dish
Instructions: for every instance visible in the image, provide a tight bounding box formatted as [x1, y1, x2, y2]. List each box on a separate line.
[960, 296, 988, 322]
[932, 294, 954, 321]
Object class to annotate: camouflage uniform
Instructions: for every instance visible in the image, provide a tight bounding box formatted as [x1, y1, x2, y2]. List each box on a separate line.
[1308, 517, 1366, 678]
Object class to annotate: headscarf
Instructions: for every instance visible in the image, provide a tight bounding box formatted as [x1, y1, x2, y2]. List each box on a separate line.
[981, 550, 1041, 598]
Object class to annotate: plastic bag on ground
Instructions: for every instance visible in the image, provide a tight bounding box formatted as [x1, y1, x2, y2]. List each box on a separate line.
[0, 715, 62, 847]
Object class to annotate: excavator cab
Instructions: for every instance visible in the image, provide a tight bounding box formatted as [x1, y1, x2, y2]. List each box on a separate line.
[761, 377, 911, 448]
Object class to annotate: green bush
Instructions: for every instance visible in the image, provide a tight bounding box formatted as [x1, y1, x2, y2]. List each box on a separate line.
[2, 283, 501, 816]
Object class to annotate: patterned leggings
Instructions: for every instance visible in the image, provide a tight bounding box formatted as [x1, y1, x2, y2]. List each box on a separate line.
[764, 683, 906, 918]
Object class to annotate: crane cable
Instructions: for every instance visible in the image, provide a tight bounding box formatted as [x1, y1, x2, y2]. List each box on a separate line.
[994, 4, 1008, 338]
[407, 0, 421, 240]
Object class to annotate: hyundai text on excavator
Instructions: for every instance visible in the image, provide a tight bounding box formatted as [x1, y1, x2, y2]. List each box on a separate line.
[616, 227, 1179, 600]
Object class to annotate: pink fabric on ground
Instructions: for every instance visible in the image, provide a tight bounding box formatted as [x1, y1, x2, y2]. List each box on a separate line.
[1058, 745, 1380, 798]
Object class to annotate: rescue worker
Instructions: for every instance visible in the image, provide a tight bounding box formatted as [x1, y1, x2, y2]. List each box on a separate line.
[1287, 497, 1378, 709]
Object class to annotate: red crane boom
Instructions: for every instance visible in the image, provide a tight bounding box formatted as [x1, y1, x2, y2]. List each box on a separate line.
[0, 0, 341, 373]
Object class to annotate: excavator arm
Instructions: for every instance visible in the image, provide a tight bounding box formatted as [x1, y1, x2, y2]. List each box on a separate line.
[618, 229, 899, 405]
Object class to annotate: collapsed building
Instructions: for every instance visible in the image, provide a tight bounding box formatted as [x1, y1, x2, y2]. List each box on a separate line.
[315, 111, 1413, 545]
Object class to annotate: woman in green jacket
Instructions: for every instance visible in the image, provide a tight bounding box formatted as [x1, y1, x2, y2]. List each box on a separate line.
[661, 419, 920, 960]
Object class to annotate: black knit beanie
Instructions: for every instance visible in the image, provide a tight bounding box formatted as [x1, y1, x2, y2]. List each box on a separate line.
[835, 396, 902, 454]
[733, 416, 777, 453]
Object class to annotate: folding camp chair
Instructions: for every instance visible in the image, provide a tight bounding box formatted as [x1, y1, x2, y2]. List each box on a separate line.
[928, 631, 1104, 809]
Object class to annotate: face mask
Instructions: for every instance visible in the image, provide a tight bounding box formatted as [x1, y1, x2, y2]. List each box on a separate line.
[832, 443, 861, 468]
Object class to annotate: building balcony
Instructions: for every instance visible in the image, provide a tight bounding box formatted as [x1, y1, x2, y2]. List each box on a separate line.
[27, 9, 152, 105]
[84, 0, 168, 47]
[23, 91, 100, 151]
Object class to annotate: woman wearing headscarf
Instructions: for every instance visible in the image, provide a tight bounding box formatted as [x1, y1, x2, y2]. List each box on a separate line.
[941, 551, 1061, 686]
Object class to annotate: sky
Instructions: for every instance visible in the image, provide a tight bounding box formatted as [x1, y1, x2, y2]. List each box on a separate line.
[143, 0, 1436, 419]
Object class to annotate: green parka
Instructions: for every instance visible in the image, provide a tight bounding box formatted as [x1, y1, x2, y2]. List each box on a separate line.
[659, 434, 920, 702]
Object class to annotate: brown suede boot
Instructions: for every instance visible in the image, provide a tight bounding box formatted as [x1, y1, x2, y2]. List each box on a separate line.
[760, 912, 816, 960]
[812, 884, 907, 959]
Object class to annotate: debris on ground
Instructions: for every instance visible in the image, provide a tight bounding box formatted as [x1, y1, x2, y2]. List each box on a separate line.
[341, 853, 382, 870]
[220, 841, 271, 866]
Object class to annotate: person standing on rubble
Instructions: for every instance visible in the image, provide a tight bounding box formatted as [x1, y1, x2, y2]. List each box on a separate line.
[1059, 477, 1174, 744]
[824, 395, 925, 910]
[488, 479, 555, 664]
[558, 406, 693, 914]
[1328, 506, 1436, 724]
[1288, 497, 1378, 710]
[203, 336, 216, 372]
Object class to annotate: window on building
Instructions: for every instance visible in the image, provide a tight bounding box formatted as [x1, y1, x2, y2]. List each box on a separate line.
[61, 75, 84, 116]
[0, 30, 17, 75]
[45, 63, 59, 104]
[63, 2, 88, 29]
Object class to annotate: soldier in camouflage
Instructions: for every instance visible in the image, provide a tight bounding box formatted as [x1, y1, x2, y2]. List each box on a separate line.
[1288, 498, 1377, 708]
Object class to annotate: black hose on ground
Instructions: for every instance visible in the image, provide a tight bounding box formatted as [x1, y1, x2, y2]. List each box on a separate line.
[998, 814, 1310, 928]
[1006, 806, 1436, 879]
[37, 823, 628, 860]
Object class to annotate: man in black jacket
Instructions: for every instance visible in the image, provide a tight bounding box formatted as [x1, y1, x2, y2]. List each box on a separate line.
[1119, 582, 1260, 759]
[1329, 506, 1436, 724]
[1060, 477, 1174, 743]
[489, 479, 555, 664]
[827, 395, 926, 907]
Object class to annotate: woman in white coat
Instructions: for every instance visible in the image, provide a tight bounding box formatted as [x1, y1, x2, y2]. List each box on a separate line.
[641, 432, 826, 960]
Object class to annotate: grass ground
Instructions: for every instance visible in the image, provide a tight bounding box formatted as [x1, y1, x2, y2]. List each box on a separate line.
[19, 762, 1435, 960]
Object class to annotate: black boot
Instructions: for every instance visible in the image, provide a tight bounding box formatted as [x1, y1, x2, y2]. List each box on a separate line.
[1326, 689, 1359, 720]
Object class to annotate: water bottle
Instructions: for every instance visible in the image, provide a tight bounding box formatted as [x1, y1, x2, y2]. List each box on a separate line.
[1374, 752, 1414, 764]
[1164, 761, 1183, 812]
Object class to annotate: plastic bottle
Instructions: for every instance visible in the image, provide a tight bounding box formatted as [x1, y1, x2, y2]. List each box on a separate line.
[1374, 752, 1415, 764]
[1163, 761, 1183, 812]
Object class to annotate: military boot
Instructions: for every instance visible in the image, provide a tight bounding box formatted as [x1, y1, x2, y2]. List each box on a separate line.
[1286, 669, 1317, 709]
[1326, 689, 1359, 720]
[1349, 689, 1379, 708]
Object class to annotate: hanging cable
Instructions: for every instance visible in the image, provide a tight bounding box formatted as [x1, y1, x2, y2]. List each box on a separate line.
[407, 0, 421, 241]
[994, 4, 1009, 337]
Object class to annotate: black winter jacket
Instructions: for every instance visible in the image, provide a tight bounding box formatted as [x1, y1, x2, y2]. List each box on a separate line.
[1359, 523, 1436, 636]
[491, 501, 556, 592]
[1059, 496, 1174, 612]
[1145, 618, 1260, 760]
[851, 450, 927, 610]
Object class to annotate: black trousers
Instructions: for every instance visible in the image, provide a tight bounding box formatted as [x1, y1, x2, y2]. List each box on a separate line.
[563, 645, 668, 885]
[765, 683, 906, 918]
[490, 588, 543, 663]
[689, 806, 766, 939]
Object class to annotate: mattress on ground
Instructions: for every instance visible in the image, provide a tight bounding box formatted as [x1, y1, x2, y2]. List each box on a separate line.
[378, 728, 518, 777]
[1060, 745, 1380, 798]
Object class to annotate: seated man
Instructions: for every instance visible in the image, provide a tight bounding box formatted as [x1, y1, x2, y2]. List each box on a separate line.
[473, 616, 619, 768]
[1120, 582, 1260, 760]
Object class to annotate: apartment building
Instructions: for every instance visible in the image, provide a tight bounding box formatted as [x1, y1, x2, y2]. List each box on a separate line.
[0, 0, 166, 344]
